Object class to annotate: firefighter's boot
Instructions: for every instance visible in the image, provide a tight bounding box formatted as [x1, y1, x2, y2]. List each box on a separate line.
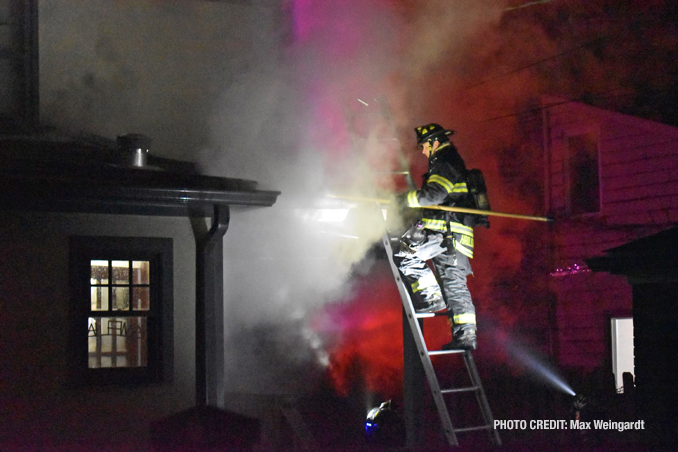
[441, 328, 477, 351]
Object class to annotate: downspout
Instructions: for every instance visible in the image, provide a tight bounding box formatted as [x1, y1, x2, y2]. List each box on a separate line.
[196, 203, 230, 406]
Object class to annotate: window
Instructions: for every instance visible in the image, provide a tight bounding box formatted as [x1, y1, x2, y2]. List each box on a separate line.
[567, 132, 600, 215]
[70, 237, 173, 385]
[88, 260, 150, 369]
[611, 317, 634, 393]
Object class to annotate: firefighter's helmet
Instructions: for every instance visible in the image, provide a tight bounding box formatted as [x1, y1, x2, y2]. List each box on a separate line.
[414, 123, 455, 145]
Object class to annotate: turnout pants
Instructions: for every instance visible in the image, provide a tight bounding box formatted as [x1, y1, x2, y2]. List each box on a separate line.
[394, 231, 476, 334]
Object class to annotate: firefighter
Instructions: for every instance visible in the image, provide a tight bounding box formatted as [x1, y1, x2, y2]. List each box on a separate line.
[395, 123, 478, 350]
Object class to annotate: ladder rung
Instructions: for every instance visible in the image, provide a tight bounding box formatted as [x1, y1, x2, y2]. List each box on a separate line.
[428, 349, 466, 355]
[414, 311, 448, 318]
[441, 386, 478, 394]
[454, 425, 493, 434]
[414, 312, 435, 318]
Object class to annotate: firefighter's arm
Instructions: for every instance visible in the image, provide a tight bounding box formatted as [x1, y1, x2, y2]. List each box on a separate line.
[400, 166, 468, 208]
[401, 181, 447, 207]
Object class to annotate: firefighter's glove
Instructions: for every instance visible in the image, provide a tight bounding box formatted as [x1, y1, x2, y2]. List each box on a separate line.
[444, 233, 458, 266]
[394, 192, 415, 216]
[395, 192, 409, 208]
[394, 192, 420, 225]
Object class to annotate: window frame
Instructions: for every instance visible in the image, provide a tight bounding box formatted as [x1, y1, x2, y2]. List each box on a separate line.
[69, 236, 173, 386]
[88, 259, 151, 369]
[610, 317, 634, 393]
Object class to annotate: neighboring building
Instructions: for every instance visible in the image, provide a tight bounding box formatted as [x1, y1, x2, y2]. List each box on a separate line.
[0, 133, 279, 448]
[586, 227, 678, 444]
[1, 1, 286, 449]
[542, 96, 678, 380]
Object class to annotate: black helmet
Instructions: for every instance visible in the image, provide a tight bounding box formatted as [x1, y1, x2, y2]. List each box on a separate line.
[414, 123, 455, 145]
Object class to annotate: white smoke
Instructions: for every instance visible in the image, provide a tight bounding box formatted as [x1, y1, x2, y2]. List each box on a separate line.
[205, 0, 511, 396]
[37, 0, 510, 396]
[207, 66, 399, 394]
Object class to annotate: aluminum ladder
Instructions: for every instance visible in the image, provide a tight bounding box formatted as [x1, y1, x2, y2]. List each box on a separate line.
[380, 228, 501, 447]
[343, 96, 500, 446]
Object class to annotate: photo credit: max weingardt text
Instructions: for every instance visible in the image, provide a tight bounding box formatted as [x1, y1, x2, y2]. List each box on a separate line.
[493, 420, 646, 431]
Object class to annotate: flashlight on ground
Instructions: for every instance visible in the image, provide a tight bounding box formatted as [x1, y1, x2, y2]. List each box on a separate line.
[364, 400, 404, 445]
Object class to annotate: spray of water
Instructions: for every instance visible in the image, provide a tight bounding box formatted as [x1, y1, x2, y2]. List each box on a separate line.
[503, 339, 575, 396]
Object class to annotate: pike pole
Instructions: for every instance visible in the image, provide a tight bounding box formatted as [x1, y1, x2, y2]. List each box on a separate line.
[328, 194, 554, 223]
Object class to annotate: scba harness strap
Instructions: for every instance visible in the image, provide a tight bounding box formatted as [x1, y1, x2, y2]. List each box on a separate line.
[445, 220, 457, 266]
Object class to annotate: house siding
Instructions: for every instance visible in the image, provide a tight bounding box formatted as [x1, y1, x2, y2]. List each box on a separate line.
[0, 210, 196, 447]
[543, 96, 678, 373]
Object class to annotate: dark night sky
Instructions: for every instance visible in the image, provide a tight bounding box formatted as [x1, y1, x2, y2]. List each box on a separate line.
[471, 1, 678, 125]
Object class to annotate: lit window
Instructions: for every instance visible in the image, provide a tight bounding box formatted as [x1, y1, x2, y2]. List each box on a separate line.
[69, 237, 173, 385]
[88, 260, 150, 368]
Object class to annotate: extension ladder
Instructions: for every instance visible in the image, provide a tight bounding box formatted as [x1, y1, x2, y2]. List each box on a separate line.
[343, 96, 500, 446]
[380, 228, 501, 447]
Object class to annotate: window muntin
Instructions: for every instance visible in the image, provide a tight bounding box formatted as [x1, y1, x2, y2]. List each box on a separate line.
[88, 317, 148, 368]
[87, 259, 150, 369]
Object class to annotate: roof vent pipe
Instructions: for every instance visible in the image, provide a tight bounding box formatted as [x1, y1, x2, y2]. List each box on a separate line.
[117, 133, 152, 168]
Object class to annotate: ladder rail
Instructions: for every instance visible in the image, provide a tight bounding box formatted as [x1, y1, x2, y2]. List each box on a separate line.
[441, 386, 478, 394]
[381, 217, 501, 447]
[463, 351, 502, 445]
[454, 425, 494, 434]
[381, 232, 460, 447]
[382, 230, 501, 446]
[279, 400, 317, 451]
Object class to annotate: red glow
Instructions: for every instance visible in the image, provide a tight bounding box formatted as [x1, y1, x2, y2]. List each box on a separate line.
[294, 0, 563, 397]
[313, 265, 404, 397]
[315, 263, 467, 398]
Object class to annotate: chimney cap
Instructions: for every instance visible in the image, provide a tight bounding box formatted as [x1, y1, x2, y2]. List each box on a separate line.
[117, 133, 152, 150]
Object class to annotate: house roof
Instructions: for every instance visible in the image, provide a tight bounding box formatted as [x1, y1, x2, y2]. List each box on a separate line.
[0, 134, 280, 216]
[541, 95, 678, 139]
[585, 227, 678, 281]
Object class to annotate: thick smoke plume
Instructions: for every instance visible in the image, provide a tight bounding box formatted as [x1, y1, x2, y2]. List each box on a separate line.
[39, 0, 675, 400]
[36, 0, 527, 397]
[206, 0, 523, 396]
